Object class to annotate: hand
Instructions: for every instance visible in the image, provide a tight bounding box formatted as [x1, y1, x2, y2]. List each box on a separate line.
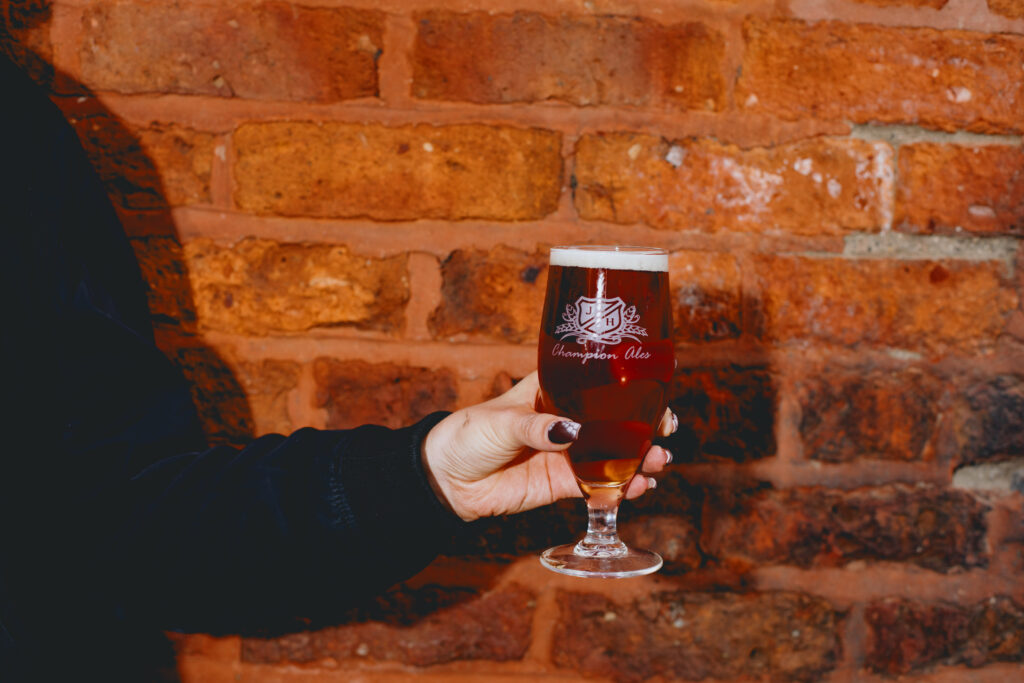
[421, 372, 678, 522]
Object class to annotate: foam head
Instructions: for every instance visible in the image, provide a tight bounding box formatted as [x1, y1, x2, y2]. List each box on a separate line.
[549, 245, 668, 272]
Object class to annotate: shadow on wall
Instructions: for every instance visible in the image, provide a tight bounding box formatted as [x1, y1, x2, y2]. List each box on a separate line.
[2, 3, 254, 680]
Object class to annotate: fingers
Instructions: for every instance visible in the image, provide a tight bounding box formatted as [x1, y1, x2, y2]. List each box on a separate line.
[657, 407, 679, 437]
[640, 445, 672, 473]
[624, 473, 657, 500]
[512, 410, 580, 453]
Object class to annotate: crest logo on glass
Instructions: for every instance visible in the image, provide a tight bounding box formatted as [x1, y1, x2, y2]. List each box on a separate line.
[555, 296, 648, 345]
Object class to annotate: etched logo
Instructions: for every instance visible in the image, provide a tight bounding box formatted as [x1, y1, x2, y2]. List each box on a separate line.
[555, 296, 647, 345]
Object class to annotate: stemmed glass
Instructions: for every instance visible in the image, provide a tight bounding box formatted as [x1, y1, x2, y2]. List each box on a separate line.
[536, 245, 674, 578]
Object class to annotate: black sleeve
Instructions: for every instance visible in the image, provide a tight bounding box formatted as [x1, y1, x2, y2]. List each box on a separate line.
[0, 51, 461, 650]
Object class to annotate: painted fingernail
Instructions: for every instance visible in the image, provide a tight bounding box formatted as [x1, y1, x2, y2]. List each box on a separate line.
[646, 476, 658, 490]
[664, 449, 673, 465]
[548, 420, 581, 444]
[671, 412, 679, 433]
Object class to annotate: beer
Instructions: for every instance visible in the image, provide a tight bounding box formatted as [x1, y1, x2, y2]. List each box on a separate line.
[537, 247, 674, 497]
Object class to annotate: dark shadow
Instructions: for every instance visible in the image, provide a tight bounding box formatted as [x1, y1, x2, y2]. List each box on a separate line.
[2, 5, 254, 680]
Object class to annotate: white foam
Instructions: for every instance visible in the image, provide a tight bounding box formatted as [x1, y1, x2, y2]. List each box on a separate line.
[550, 246, 668, 272]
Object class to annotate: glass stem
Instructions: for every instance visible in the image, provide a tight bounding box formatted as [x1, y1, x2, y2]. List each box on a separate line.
[575, 499, 627, 558]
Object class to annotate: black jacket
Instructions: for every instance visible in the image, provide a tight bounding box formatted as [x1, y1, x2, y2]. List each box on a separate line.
[0, 55, 457, 679]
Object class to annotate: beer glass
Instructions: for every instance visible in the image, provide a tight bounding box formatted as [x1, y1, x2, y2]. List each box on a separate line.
[537, 245, 673, 578]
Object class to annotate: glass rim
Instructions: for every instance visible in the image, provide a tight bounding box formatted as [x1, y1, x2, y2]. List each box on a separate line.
[550, 245, 667, 255]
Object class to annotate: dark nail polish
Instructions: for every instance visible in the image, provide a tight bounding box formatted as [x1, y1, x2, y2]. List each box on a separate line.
[548, 420, 581, 444]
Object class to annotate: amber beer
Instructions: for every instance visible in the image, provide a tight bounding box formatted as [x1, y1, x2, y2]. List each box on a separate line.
[538, 246, 673, 499]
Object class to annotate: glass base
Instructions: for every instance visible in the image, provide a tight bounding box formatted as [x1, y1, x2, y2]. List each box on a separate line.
[540, 543, 663, 578]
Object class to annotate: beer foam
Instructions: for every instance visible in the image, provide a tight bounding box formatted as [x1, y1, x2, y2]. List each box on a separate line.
[550, 246, 668, 272]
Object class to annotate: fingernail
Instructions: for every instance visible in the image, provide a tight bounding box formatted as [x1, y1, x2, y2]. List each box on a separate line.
[646, 476, 657, 490]
[664, 449, 673, 465]
[671, 412, 679, 433]
[548, 420, 581, 444]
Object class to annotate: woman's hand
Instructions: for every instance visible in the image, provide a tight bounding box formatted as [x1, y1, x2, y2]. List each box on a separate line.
[421, 372, 677, 522]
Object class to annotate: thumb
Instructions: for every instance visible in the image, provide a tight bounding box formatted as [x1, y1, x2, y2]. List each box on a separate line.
[511, 411, 580, 452]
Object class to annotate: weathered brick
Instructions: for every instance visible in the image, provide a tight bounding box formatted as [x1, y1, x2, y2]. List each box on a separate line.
[797, 366, 950, 462]
[670, 251, 746, 342]
[234, 122, 562, 221]
[429, 246, 548, 343]
[947, 375, 1024, 465]
[73, 116, 215, 209]
[620, 515, 703, 574]
[413, 11, 724, 110]
[233, 360, 302, 437]
[574, 133, 893, 234]
[866, 596, 1024, 674]
[184, 238, 408, 335]
[738, 18, 1024, 134]
[661, 365, 776, 463]
[80, 2, 382, 101]
[242, 583, 534, 666]
[704, 485, 989, 572]
[988, 0, 1024, 18]
[897, 143, 1024, 236]
[554, 590, 841, 682]
[0, 0, 52, 87]
[313, 359, 456, 430]
[130, 236, 197, 331]
[753, 255, 1017, 352]
[171, 346, 253, 446]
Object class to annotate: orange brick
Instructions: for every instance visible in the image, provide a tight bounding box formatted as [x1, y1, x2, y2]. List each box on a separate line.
[73, 116, 216, 209]
[412, 11, 725, 110]
[234, 122, 562, 221]
[988, 0, 1024, 18]
[669, 251, 746, 342]
[738, 18, 1024, 134]
[233, 360, 302, 437]
[897, 143, 1024, 236]
[574, 133, 893, 235]
[184, 238, 408, 335]
[429, 246, 548, 344]
[80, 2, 382, 101]
[753, 256, 1017, 352]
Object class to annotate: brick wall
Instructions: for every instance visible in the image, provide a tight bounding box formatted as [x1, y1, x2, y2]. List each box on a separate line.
[4, 0, 1024, 680]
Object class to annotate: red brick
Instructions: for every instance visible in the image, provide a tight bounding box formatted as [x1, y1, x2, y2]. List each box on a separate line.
[704, 484, 988, 572]
[72, 116, 216, 209]
[234, 122, 562, 221]
[171, 345, 253, 447]
[796, 366, 950, 462]
[947, 375, 1024, 465]
[670, 251, 746, 342]
[429, 247, 548, 343]
[242, 584, 534, 666]
[80, 2, 382, 101]
[184, 238, 408, 336]
[412, 11, 724, 110]
[130, 236, 197, 331]
[662, 365, 776, 463]
[897, 143, 1024, 236]
[866, 596, 1024, 674]
[574, 133, 893, 234]
[753, 255, 1017, 352]
[738, 18, 1024, 134]
[554, 590, 841, 682]
[313, 359, 457, 430]
[0, 0, 52, 87]
[988, 0, 1024, 18]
